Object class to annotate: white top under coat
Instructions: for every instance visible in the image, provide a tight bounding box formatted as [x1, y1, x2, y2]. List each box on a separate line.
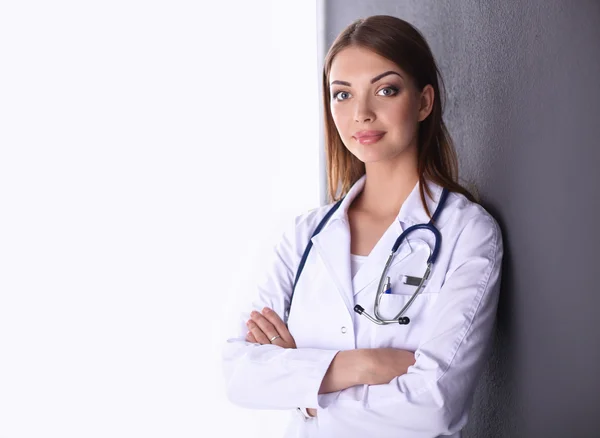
[350, 253, 368, 279]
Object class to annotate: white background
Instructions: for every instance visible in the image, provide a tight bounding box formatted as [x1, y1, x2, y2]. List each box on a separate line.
[0, 1, 320, 437]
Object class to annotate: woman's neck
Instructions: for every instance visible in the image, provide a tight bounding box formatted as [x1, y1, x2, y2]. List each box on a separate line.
[353, 160, 419, 219]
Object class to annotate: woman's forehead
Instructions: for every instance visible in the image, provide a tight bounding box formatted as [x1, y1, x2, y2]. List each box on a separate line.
[329, 46, 405, 83]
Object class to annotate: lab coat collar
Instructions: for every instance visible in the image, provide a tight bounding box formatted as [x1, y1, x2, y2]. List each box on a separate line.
[328, 174, 445, 228]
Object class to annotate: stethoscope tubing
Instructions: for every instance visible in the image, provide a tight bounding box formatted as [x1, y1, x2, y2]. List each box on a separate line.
[287, 186, 450, 326]
[355, 188, 449, 325]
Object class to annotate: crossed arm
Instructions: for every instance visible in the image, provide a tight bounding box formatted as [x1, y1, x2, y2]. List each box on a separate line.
[245, 306, 416, 417]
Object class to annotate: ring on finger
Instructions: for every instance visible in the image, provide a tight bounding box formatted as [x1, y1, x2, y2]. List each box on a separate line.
[269, 335, 281, 343]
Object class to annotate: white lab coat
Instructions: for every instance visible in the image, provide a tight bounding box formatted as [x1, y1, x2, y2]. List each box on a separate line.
[222, 175, 504, 438]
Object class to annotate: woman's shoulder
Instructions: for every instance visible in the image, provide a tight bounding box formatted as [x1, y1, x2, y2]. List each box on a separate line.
[443, 189, 503, 245]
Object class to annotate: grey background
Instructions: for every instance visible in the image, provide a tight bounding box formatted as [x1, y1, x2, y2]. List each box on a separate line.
[317, 1, 600, 437]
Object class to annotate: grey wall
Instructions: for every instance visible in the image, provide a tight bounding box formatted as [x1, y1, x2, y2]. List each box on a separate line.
[318, 1, 600, 437]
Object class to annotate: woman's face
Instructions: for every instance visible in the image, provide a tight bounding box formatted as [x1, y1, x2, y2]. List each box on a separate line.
[328, 45, 433, 164]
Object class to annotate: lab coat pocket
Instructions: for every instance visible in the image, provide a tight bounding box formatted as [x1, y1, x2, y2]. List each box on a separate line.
[376, 292, 416, 321]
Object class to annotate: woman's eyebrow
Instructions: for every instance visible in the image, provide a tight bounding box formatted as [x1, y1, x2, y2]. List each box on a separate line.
[330, 70, 403, 87]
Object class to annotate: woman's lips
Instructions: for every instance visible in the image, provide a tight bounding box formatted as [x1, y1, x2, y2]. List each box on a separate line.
[353, 133, 385, 145]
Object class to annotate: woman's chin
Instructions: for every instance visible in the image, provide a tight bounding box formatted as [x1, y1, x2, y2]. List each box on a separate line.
[353, 152, 391, 164]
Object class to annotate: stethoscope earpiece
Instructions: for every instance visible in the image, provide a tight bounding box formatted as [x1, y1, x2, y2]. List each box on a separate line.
[355, 304, 408, 324]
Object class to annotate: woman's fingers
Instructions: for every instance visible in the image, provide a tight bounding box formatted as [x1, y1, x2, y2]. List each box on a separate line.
[259, 308, 296, 346]
[248, 311, 282, 345]
[247, 308, 296, 348]
[245, 331, 257, 343]
[247, 319, 271, 344]
[244, 307, 298, 348]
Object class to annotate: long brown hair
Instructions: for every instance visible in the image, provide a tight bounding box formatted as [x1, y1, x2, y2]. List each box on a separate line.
[323, 15, 477, 219]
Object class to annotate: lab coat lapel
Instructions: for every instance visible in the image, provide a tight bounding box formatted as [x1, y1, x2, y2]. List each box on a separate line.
[308, 175, 367, 316]
[311, 220, 355, 315]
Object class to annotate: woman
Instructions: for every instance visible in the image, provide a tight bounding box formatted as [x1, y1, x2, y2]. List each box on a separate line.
[222, 15, 503, 438]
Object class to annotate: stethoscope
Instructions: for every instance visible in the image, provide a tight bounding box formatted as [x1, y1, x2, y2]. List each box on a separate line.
[286, 186, 449, 326]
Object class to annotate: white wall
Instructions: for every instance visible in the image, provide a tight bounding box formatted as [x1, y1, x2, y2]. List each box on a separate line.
[0, 1, 320, 437]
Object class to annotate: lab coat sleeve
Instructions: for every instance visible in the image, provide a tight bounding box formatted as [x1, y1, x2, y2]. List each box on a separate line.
[222, 212, 340, 410]
[319, 213, 503, 436]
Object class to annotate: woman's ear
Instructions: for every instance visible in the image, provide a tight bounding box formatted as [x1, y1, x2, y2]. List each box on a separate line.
[418, 84, 435, 122]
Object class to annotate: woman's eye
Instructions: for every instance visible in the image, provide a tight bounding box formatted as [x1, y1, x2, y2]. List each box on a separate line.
[333, 91, 351, 101]
[377, 86, 399, 96]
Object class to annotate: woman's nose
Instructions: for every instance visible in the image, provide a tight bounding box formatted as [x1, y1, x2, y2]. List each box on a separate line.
[353, 98, 376, 123]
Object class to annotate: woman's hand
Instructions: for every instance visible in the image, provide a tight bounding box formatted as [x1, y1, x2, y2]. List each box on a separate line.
[362, 348, 416, 385]
[245, 307, 297, 349]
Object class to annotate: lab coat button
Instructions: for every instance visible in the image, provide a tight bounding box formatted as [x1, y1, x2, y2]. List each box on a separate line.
[341, 326, 347, 334]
